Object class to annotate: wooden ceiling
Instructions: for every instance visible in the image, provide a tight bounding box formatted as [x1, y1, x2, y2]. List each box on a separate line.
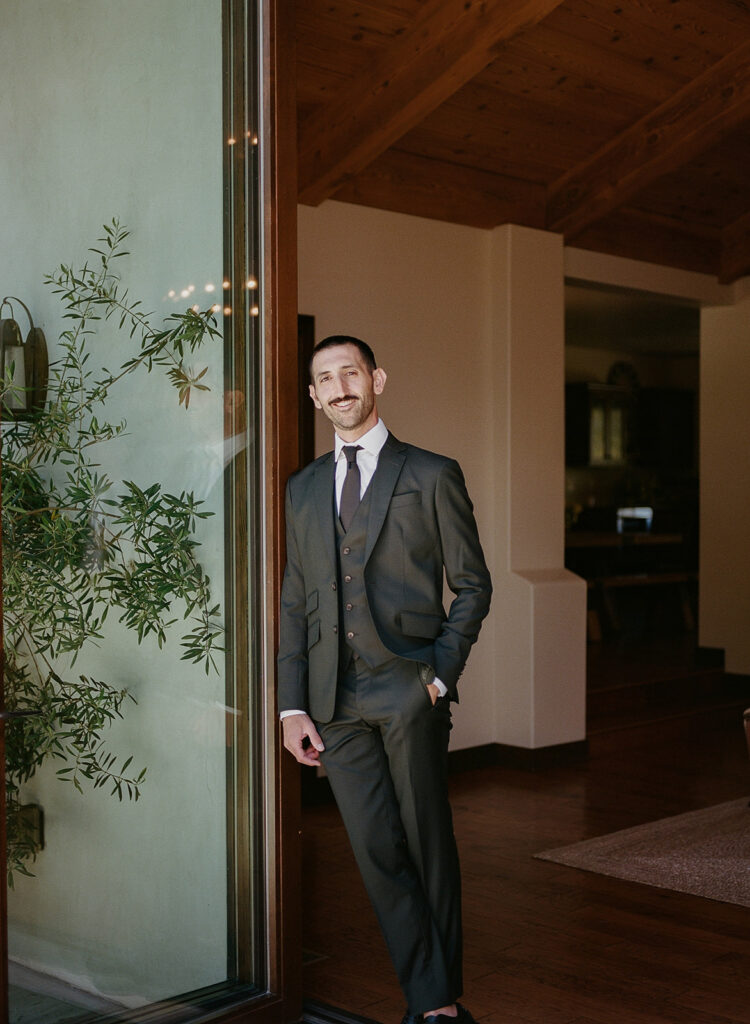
[295, 0, 750, 282]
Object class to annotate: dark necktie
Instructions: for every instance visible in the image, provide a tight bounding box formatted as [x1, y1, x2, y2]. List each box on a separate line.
[339, 445, 362, 531]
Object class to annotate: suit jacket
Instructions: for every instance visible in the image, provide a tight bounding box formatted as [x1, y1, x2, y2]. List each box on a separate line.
[277, 432, 492, 723]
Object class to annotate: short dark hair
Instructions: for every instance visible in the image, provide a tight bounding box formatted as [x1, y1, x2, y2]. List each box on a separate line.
[309, 335, 377, 380]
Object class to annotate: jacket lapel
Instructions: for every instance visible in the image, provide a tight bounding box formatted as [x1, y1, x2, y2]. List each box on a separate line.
[364, 433, 406, 563]
[312, 453, 337, 571]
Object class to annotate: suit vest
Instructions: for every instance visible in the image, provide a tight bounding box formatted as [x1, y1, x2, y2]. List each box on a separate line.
[335, 484, 393, 671]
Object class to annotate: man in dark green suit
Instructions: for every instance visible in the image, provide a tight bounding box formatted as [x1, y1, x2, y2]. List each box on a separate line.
[278, 336, 492, 1024]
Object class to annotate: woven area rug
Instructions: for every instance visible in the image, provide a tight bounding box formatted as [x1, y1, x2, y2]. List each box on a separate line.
[535, 797, 750, 908]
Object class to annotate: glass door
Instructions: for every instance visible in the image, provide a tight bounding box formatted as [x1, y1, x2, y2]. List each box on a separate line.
[0, 1, 267, 1020]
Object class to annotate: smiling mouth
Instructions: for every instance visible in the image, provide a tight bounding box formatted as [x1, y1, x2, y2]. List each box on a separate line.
[331, 396, 357, 408]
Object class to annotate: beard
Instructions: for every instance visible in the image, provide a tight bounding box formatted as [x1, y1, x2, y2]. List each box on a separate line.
[323, 392, 375, 433]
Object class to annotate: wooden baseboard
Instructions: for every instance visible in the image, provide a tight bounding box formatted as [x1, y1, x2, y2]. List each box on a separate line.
[723, 671, 750, 693]
[453, 740, 589, 773]
[696, 645, 725, 668]
[447, 742, 500, 773]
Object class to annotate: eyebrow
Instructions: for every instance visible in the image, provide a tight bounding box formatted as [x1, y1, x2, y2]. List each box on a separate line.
[315, 363, 359, 379]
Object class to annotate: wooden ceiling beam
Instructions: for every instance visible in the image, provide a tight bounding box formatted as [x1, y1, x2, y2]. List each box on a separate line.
[298, 0, 566, 206]
[547, 38, 750, 238]
[720, 209, 750, 283]
[571, 206, 721, 279]
[332, 149, 547, 229]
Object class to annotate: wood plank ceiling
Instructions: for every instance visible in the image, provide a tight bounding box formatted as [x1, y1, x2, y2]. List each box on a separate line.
[296, 0, 750, 282]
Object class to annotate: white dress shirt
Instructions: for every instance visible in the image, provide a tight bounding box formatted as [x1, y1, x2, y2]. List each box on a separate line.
[334, 417, 389, 507]
[280, 418, 446, 719]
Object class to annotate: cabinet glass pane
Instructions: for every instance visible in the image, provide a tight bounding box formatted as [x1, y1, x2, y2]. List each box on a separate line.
[590, 404, 606, 463]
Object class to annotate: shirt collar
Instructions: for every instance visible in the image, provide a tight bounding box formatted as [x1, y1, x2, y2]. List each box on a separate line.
[335, 418, 388, 460]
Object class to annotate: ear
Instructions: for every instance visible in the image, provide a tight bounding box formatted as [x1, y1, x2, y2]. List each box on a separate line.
[373, 368, 387, 395]
[309, 383, 323, 410]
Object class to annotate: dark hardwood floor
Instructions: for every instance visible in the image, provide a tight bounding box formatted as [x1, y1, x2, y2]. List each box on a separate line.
[302, 639, 750, 1024]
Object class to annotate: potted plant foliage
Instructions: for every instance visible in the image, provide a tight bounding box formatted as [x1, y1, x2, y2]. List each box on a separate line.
[1, 221, 224, 882]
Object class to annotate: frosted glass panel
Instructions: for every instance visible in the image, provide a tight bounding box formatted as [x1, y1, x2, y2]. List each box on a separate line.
[1, 2, 260, 1020]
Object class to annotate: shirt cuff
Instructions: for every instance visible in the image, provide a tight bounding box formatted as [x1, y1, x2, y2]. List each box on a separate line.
[279, 709, 306, 720]
[432, 677, 448, 698]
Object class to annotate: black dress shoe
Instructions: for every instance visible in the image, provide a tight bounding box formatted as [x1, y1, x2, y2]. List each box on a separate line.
[400, 1013, 423, 1024]
[424, 1005, 477, 1024]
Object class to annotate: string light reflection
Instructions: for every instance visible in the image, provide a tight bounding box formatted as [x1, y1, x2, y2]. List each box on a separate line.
[162, 279, 260, 320]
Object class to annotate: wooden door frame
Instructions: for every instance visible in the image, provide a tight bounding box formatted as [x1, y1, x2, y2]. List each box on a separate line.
[261, 0, 302, 1017]
[219, 0, 302, 1018]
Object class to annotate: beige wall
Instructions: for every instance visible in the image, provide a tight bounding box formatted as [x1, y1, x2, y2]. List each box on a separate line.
[298, 205, 588, 751]
[299, 203, 750, 748]
[700, 299, 750, 673]
[488, 225, 586, 748]
[298, 202, 497, 750]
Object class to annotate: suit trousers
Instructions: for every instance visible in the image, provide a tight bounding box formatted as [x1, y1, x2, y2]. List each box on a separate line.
[315, 655, 463, 1014]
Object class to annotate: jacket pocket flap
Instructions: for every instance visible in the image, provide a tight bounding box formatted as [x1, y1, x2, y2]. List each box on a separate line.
[307, 619, 320, 648]
[400, 611, 443, 638]
[305, 590, 319, 615]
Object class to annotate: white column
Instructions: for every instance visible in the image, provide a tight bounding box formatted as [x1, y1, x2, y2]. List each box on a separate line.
[489, 225, 587, 749]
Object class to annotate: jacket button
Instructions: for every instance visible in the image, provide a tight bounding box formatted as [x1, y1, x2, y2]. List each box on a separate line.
[343, 546, 351, 555]
[333, 626, 338, 633]
[346, 603, 353, 611]
[331, 582, 337, 591]
[344, 574, 352, 583]
[347, 631, 355, 639]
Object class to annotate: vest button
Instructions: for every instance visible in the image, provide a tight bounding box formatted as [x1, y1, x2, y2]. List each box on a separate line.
[331, 582, 337, 590]
[346, 603, 353, 611]
[333, 626, 338, 633]
[342, 546, 351, 555]
[347, 631, 355, 639]
[344, 575, 352, 583]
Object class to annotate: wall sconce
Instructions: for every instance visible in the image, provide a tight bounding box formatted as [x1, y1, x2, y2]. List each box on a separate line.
[0, 296, 48, 419]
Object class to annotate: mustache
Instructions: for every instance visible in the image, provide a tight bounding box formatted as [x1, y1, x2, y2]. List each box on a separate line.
[329, 395, 359, 406]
